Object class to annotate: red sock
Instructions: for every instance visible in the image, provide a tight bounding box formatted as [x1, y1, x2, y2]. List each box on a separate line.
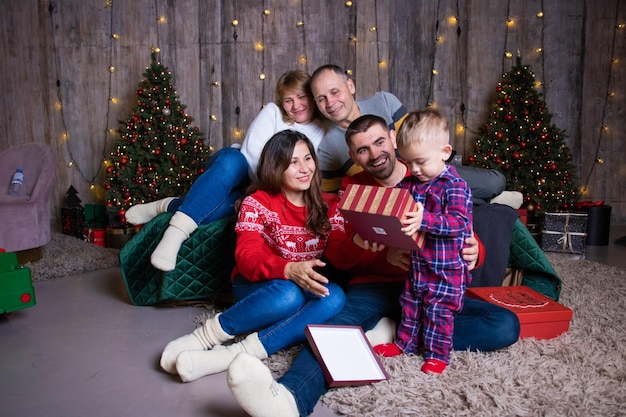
[421, 359, 447, 374]
[373, 343, 402, 357]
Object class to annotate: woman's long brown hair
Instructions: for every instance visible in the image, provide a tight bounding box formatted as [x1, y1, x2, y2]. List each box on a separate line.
[244, 129, 330, 237]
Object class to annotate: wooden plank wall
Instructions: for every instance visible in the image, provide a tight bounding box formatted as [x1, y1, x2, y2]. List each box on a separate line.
[0, 0, 624, 224]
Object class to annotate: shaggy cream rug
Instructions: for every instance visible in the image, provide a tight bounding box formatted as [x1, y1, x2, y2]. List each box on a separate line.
[261, 253, 626, 417]
[30, 233, 626, 416]
[24, 232, 119, 281]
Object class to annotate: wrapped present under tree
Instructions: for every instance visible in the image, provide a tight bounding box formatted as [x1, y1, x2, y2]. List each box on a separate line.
[541, 212, 587, 254]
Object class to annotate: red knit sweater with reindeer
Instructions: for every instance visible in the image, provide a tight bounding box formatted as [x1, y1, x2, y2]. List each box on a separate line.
[232, 189, 377, 283]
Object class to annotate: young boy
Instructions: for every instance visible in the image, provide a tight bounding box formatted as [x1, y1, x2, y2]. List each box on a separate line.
[373, 109, 473, 374]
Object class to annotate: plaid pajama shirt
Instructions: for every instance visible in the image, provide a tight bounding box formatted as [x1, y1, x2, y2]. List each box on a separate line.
[396, 165, 473, 363]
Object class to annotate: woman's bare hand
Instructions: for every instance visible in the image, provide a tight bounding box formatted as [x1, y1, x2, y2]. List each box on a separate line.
[284, 259, 330, 297]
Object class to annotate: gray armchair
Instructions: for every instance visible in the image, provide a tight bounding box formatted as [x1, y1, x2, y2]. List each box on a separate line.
[0, 143, 56, 253]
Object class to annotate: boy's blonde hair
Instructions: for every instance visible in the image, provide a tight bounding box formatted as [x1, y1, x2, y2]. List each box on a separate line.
[396, 108, 449, 148]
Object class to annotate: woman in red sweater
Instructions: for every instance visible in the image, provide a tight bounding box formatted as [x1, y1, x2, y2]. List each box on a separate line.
[159, 129, 376, 382]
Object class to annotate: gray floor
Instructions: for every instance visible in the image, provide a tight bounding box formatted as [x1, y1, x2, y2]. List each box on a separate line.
[1, 225, 626, 417]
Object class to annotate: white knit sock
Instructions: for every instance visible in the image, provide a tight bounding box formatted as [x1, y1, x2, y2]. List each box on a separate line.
[365, 317, 397, 346]
[490, 191, 523, 209]
[150, 211, 197, 271]
[160, 334, 204, 375]
[227, 352, 298, 417]
[176, 333, 267, 382]
[125, 197, 176, 225]
[160, 313, 232, 374]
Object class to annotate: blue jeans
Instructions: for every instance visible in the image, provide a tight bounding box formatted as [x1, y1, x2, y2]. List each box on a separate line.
[456, 165, 506, 205]
[167, 147, 250, 224]
[218, 275, 346, 355]
[279, 282, 520, 416]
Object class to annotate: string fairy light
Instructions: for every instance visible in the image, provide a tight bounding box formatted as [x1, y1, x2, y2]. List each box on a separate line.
[426, 0, 442, 108]
[453, 0, 473, 139]
[582, 2, 622, 192]
[231, 0, 241, 142]
[536, 1, 546, 96]
[260, 1, 268, 107]
[206, 65, 219, 150]
[298, 0, 309, 72]
[345, 0, 357, 78]
[48, 1, 114, 189]
[373, 0, 383, 91]
[502, 0, 512, 72]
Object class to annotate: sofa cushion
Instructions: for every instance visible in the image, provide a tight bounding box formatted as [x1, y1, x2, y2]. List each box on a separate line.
[119, 213, 236, 306]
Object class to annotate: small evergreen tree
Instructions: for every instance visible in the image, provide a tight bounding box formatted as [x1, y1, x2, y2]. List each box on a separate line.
[106, 52, 210, 223]
[468, 58, 579, 215]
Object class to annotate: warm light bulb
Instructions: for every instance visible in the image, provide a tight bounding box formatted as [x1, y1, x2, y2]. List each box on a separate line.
[300, 55, 307, 63]
[256, 42, 264, 51]
[378, 60, 385, 67]
[263, 9, 270, 16]
[67, 161, 74, 167]
[259, 73, 266, 80]
[346, 69, 353, 76]
[345, 1, 353, 7]
[296, 21, 304, 27]
[152, 47, 161, 53]
[536, 11, 544, 18]
[535, 47, 543, 53]
[601, 125, 608, 131]
[232, 19, 239, 26]
[612, 58, 619, 64]
[108, 128, 116, 134]
[111, 33, 119, 39]
[506, 18, 514, 26]
[349, 35, 357, 42]
[369, 26, 377, 32]
[456, 124, 465, 134]
[55, 101, 62, 110]
[448, 16, 458, 25]
[158, 16, 166, 23]
[109, 66, 115, 73]
[210, 114, 217, 121]
[504, 51, 513, 59]
[212, 81, 221, 86]
[617, 23, 625, 29]
[432, 69, 439, 75]
[62, 132, 68, 140]
[89, 184, 96, 190]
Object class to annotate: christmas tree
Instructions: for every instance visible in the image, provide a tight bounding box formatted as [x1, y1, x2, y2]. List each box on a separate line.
[468, 58, 579, 215]
[106, 52, 210, 224]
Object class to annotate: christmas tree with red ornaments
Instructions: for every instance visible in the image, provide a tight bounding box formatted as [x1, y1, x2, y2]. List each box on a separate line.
[105, 51, 210, 224]
[468, 57, 579, 215]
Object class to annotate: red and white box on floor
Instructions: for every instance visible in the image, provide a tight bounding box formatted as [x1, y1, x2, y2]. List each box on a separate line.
[465, 286, 573, 340]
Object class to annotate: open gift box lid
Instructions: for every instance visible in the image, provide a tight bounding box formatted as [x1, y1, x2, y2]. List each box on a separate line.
[466, 286, 573, 340]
